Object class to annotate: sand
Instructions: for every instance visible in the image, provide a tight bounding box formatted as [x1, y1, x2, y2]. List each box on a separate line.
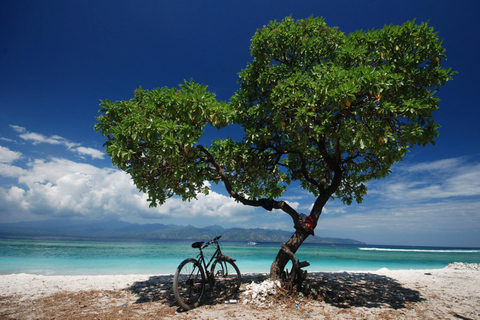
[0, 263, 478, 319]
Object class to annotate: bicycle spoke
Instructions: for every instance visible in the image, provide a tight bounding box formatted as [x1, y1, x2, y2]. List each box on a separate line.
[173, 259, 205, 310]
[211, 260, 241, 297]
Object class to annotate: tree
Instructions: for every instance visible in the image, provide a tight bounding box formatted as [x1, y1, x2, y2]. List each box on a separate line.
[95, 16, 454, 288]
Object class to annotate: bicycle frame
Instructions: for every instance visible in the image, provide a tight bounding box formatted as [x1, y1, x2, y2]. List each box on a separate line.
[173, 234, 241, 310]
[196, 240, 222, 282]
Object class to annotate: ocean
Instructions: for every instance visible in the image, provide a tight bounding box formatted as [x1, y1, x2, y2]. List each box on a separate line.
[1, 237, 479, 275]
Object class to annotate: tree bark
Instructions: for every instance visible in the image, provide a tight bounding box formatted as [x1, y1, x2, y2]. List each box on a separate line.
[269, 191, 335, 286]
[270, 228, 310, 281]
[279, 243, 310, 291]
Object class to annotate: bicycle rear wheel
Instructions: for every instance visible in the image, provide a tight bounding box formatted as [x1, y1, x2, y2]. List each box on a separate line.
[173, 258, 206, 310]
[211, 260, 241, 296]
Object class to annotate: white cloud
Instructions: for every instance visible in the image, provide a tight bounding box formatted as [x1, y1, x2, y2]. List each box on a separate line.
[322, 206, 347, 215]
[19, 131, 80, 149]
[141, 188, 255, 222]
[313, 157, 480, 246]
[0, 125, 258, 224]
[284, 200, 300, 211]
[10, 125, 26, 133]
[316, 197, 480, 246]
[369, 157, 480, 202]
[0, 156, 253, 223]
[0, 137, 15, 143]
[0, 163, 25, 179]
[0, 145, 22, 164]
[73, 147, 105, 160]
[402, 157, 464, 173]
[9, 125, 104, 160]
[0, 146, 25, 178]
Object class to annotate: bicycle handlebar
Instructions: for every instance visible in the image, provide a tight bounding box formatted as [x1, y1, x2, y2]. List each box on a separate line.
[202, 235, 223, 249]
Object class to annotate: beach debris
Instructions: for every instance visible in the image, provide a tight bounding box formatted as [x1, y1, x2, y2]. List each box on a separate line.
[242, 279, 281, 307]
[224, 299, 238, 304]
[446, 262, 480, 271]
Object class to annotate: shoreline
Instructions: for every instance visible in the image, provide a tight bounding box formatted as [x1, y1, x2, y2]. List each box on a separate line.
[0, 260, 475, 277]
[0, 262, 470, 277]
[1, 263, 479, 319]
[0, 265, 452, 277]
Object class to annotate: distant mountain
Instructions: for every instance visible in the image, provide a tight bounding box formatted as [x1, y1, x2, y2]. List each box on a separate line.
[0, 219, 365, 245]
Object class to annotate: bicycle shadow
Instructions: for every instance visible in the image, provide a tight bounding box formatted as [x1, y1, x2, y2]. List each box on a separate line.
[126, 274, 249, 307]
[306, 272, 425, 309]
[126, 273, 267, 308]
[126, 272, 424, 310]
[127, 275, 176, 306]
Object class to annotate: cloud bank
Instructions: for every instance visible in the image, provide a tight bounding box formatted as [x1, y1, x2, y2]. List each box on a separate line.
[317, 157, 480, 246]
[0, 145, 253, 224]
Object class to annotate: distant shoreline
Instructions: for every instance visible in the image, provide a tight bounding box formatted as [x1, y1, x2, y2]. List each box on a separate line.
[0, 219, 366, 245]
[4, 234, 480, 250]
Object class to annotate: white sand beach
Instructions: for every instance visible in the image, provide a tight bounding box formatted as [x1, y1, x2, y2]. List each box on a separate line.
[1, 263, 479, 319]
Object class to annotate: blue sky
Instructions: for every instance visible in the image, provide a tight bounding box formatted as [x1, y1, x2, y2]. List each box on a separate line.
[1, 0, 479, 247]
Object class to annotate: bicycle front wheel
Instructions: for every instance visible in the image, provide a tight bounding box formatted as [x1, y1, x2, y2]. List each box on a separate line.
[211, 259, 241, 296]
[173, 258, 206, 310]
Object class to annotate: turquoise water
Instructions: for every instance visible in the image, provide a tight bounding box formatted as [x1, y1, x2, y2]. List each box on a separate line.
[1, 238, 479, 275]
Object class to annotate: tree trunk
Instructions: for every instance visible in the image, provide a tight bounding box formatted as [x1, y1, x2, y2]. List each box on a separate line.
[269, 192, 333, 289]
[270, 228, 310, 283]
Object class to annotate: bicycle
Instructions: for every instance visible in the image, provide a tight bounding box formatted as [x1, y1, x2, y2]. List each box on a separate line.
[172, 235, 241, 310]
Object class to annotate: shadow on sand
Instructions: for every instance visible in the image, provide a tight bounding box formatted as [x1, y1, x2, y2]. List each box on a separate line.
[306, 272, 424, 309]
[126, 272, 423, 310]
[127, 275, 176, 305]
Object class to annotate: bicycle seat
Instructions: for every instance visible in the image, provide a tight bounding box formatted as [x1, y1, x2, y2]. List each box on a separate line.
[192, 241, 204, 248]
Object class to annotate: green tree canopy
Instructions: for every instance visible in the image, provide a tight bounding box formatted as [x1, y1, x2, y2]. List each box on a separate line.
[95, 16, 454, 282]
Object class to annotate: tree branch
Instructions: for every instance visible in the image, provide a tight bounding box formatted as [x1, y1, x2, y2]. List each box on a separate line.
[197, 144, 303, 227]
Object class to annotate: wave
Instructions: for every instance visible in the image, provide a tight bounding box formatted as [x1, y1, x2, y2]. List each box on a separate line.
[359, 247, 480, 253]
